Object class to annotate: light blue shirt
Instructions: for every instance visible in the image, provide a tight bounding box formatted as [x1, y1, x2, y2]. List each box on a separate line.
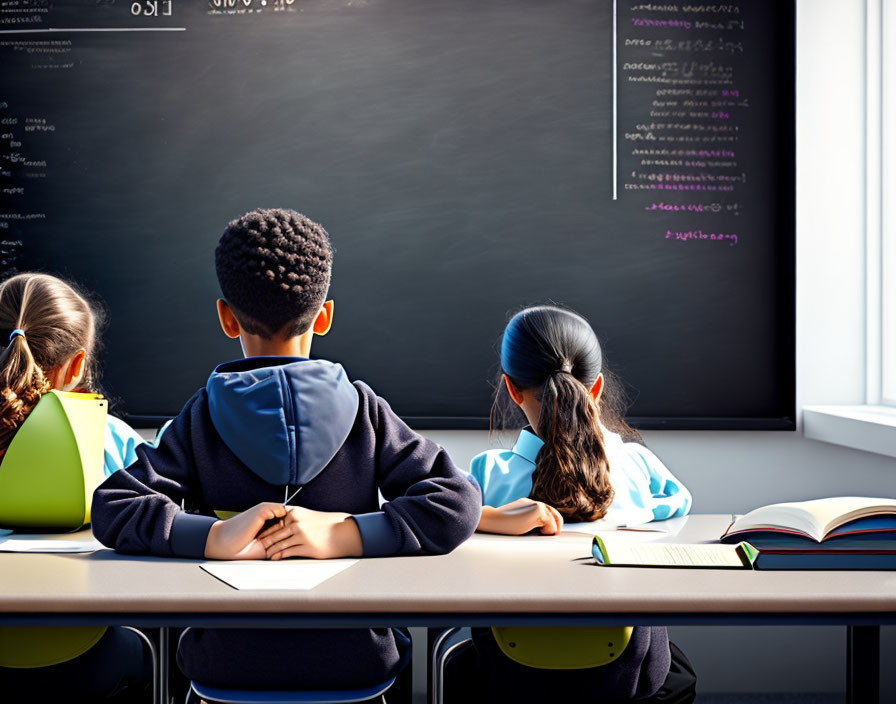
[470, 427, 691, 526]
[104, 415, 145, 476]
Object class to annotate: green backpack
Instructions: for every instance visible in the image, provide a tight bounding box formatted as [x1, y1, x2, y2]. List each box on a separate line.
[0, 390, 107, 530]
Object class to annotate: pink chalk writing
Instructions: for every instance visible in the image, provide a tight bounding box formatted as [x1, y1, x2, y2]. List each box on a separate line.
[665, 229, 739, 246]
[632, 18, 693, 29]
[647, 202, 722, 213]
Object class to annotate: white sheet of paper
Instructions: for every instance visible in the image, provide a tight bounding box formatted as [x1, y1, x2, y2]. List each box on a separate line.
[465, 533, 587, 552]
[562, 520, 617, 535]
[0, 537, 104, 553]
[200, 559, 358, 590]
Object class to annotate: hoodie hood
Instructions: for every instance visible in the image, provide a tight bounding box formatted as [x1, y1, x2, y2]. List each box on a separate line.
[206, 357, 359, 487]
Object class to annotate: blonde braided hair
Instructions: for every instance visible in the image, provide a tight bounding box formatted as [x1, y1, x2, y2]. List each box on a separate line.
[0, 274, 100, 450]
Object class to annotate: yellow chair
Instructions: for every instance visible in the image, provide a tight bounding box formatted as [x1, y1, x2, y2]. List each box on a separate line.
[490, 626, 632, 670]
[0, 391, 159, 703]
[431, 626, 633, 703]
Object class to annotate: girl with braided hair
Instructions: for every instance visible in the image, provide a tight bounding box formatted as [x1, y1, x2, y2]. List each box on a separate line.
[453, 305, 696, 704]
[0, 272, 152, 702]
[0, 272, 142, 469]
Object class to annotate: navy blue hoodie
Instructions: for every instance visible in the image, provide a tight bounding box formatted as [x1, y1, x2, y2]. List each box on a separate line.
[91, 356, 481, 689]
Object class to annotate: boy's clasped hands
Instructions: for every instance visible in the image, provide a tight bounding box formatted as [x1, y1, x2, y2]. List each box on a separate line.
[205, 497, 562, 561]
[204, 503, 363, 561]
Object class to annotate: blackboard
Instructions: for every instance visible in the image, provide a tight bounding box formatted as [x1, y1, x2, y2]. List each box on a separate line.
[1, 0, 794, 429]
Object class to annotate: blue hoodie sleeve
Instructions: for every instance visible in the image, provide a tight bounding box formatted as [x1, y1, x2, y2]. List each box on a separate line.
[350, 385, 481, 557]
[91, 392, 216, 558]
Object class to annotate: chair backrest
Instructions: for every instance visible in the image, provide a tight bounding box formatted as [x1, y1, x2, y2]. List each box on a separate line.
[490, 626, 633, 669]
[0, 626, 107, 669]
[0, 390, 107, 530]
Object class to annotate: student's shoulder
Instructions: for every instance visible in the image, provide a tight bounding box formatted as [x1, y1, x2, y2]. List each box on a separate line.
[469, 447, 515, 477]
[619, 440, 666, 472]
[351, 379, 377, 402]
[104, 414, 144, 474]
[350, 379, 399, 424]
[139, 388, 212, 442]
[105, 413, 142, 442]
[176, 387, 212, 418]
[471, 447, 514, 466]
[601, 428, 662, 471]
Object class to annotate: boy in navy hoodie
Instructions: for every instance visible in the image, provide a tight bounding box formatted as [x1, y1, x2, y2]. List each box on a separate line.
[91, 208, 481, 695]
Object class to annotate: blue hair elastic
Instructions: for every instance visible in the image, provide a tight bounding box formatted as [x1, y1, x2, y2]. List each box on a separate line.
[9, 329, 25, 342]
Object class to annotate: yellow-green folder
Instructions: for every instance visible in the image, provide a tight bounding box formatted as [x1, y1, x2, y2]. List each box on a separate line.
[0, 390, 107, 530]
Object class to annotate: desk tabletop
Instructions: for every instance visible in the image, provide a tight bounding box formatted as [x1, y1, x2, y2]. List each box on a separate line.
[1, 516, 895, 622]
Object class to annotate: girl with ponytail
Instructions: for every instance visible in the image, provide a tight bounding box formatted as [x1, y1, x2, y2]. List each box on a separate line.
[474, 305, 691, 534]
[0, 272, 142, 471]
[0, 272, 152, 701]
[453, 306, 696, 704]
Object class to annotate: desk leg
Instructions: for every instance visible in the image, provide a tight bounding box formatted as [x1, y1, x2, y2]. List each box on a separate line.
[409, 627, 427, 704]
[160, 626, 170, 704]
[846, 625, 879, 704]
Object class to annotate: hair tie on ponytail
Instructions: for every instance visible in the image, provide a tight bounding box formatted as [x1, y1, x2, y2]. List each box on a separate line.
[552, 361, 573, 375]
[9, 329, 25, 342]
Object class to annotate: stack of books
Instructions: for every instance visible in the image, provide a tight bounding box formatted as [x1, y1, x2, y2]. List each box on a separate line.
[720, 497, 896, 570]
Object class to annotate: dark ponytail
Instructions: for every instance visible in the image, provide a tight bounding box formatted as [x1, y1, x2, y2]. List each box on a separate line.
[493, 306, 639, 522]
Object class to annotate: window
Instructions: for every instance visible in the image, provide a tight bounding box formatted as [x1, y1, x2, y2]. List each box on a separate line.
[883, 0, 896, 405]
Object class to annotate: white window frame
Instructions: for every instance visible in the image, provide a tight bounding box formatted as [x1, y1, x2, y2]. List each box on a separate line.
[802, 0, 896, 458]
[881, 0, 896, 406]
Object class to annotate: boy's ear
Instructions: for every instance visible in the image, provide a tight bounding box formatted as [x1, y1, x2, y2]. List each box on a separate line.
[313, 300, 334, 336]
[217, 299, 241, 339]
[589, 373, 604, 403]
[61, 349, 86, 392]
[503, 374, 525, 406]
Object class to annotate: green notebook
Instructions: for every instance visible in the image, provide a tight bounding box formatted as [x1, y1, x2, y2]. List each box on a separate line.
[592, 535, 758, 569]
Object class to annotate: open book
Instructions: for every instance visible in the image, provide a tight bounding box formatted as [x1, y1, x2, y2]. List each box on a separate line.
[721, 497, 896, 544]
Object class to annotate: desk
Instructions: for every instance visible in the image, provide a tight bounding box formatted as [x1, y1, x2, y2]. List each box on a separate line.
[1, 515, 894, 702]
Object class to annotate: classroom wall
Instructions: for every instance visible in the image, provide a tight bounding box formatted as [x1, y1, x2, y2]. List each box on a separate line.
[425, 0, 896, 696]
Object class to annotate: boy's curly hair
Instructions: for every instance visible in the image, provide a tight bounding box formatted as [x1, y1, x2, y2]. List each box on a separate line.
[215, 208, 333, 338]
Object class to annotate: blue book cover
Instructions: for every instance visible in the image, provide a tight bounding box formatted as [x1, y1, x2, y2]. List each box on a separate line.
[745, 532, 896, 551]
[827, 515, 896, 536]
[755, 552, 896, 570]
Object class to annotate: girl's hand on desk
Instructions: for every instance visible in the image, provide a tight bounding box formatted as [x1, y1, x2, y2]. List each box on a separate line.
[477, 499, 564, 536]
[205, 502, 288, 560]
[258, 506, 363, 560]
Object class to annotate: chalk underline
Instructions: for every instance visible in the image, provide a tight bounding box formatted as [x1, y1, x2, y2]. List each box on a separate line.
[0, 27, 186, 34]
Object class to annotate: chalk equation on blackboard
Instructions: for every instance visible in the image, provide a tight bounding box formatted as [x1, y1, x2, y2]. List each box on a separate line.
[665, 229, 739, 247]
[618, 0, 748, 247]
[646, 202, 740, 216]
[208, 0, 297, 15]
[0, 240, 24, 276]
